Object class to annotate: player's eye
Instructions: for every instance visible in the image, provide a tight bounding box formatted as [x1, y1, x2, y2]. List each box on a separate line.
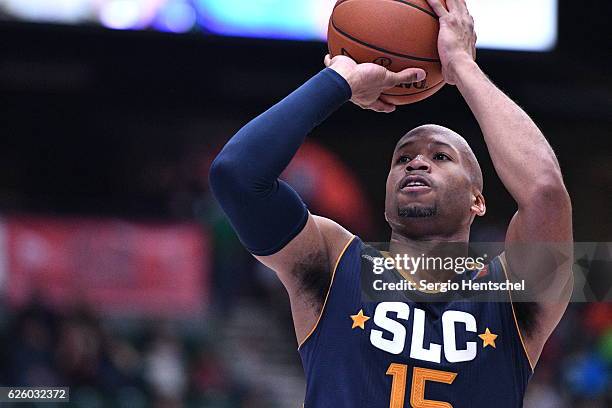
[433, 153, 452, 161]
[397, 155, 411, 164]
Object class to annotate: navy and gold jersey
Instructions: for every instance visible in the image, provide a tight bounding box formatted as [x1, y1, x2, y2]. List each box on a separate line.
[298, 236, 533, 408]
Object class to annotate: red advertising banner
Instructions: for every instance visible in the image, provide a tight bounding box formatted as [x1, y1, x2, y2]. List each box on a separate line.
[1, 215, 209, 318]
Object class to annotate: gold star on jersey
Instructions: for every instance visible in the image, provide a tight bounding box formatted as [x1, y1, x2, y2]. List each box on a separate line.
[479, 328, 498, 348]
[350, 309, 370, 330]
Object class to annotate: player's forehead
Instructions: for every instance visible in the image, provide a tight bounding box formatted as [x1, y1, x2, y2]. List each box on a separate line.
[394, 125, 470, 155]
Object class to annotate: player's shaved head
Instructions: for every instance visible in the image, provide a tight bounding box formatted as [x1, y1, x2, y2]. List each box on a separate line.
[396, 124, 483, 192]
[385, 124, 487, 240]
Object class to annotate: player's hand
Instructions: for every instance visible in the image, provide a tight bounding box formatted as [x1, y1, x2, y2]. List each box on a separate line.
[426, 0, 477, 85]
[325, 54, 426, 113]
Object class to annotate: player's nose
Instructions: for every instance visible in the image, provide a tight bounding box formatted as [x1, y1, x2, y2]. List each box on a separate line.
[405, 155, 431, 172]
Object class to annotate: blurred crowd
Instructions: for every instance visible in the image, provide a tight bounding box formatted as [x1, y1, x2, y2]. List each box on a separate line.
[0, 301, 276, 408]
[524, 303, 611, 408]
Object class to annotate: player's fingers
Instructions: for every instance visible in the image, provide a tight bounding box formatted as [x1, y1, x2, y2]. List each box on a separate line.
[451, 0, 470, 16]
[368, 99, 396, 113]
[425, 0, 449, 17]
[384, 68, 426, 88]
[324, 54, 332, 67]
[379, 95, 396, 106]
[445, 0, 461, 13]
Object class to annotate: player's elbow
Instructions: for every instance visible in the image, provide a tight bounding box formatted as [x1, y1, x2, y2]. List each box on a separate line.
[529, 174, 572, 214]
[209, 153, 241, 201]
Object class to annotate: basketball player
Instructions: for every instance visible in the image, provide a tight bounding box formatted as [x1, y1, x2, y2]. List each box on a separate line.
[209, 0, 573, 406]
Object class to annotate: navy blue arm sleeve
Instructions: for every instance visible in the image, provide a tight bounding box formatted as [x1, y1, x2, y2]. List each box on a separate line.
[209, 68, 352, 256]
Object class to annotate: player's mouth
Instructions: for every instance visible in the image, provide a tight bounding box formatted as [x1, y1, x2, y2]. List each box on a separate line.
[399, 175, 432, 193]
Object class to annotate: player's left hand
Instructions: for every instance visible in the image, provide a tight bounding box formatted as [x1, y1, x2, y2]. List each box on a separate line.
[427, 0, 477, 85]
[325, 54, 426, 113]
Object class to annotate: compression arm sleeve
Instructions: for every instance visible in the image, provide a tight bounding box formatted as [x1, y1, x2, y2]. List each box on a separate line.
[209, 68, 352, 256]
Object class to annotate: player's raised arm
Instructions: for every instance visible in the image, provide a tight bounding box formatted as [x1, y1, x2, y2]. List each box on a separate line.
[427, 0, 573, 364]
[209, 60, 425, 343]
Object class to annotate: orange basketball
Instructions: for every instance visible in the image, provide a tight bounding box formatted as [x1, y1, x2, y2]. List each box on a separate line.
[327, 0, 447, 105]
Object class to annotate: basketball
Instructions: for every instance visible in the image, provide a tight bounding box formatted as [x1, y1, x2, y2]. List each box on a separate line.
[327, 0, 447, 105]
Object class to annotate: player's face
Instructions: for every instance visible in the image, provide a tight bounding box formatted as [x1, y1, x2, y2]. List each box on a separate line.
[385, 128, 480, 237]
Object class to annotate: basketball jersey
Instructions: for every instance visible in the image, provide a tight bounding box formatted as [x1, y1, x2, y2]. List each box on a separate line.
[299, 236, 533, 408]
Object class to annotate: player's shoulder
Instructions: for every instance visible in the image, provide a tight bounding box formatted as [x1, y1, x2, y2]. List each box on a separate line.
[312, 215, 356, 262]
[254, 214, 355, 287]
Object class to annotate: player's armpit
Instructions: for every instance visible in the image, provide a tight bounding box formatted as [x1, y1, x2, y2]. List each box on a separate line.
[503, 186, 573, 366]
[500, 250, 573, 369]
[256, 213, 353, 344]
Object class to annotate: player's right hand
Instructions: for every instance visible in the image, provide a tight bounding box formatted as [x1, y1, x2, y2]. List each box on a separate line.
[426, 0, 477, 85]
[325, 54, 426, 113]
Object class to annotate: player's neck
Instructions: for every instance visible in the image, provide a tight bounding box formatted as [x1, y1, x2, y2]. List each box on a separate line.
[389, 228, 470, 247]
[388, 231, 470, 283]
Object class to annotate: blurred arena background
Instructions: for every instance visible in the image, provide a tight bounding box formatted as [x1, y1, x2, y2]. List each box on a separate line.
[0, 0, 610, 407]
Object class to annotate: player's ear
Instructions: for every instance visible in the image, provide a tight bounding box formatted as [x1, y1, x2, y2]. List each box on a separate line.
[471, 192, 486, 217]
[384, 211, 389, 223]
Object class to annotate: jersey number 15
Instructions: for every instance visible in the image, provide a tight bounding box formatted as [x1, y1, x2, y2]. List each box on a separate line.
[387, 363, 457, 408]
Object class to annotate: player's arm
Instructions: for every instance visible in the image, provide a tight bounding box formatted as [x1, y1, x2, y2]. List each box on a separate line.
[209, 61, 425, 343]
[427, 0, 573, 365]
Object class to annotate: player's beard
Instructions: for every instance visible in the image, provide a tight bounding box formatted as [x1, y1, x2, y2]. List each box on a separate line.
[398, 205, 437, 218]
